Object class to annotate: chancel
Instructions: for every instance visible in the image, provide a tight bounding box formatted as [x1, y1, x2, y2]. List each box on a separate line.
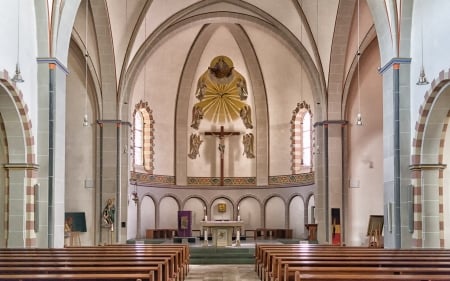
[2, 0, 450, 280]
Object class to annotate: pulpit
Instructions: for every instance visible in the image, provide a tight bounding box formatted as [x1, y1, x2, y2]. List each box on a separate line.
[200, 220, 244, 247]
[305, 223, 318, 243]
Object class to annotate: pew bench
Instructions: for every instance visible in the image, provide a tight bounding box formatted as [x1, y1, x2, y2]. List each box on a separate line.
[295, 271, 450, 281]
[282, 266, 450, 281]
[268, 254, 450, 281]
[268, 253, 450, 281]
[255, 245, 450, 281]
[0, 244, 189, 281]
[0, 272, 155, 281]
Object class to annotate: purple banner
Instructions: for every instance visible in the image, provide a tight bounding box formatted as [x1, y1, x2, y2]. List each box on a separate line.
[177, 211, 192, 237]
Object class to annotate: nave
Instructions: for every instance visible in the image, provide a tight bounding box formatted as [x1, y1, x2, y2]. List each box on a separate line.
[2, 241, 450, 280]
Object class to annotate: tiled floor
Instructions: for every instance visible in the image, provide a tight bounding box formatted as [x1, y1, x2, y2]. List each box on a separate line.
[185, 264, 260, 281]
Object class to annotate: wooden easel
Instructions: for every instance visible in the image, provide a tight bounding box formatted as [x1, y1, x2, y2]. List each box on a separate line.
[368, 229, 381, 248]
[366, 215, 384, 248]
[70, 231, 81, 246]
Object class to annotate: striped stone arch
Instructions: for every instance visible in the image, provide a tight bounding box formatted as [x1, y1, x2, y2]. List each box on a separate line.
[411, 69, 450, 248]
[290, 101, 313, 174]
[133, 100, 154, 173]
[0, 70, 37, 247]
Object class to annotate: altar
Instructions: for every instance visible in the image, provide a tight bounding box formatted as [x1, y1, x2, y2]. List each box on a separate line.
[200, 220, 244, 247]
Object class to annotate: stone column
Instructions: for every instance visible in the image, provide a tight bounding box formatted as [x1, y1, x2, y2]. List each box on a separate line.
[379, 58, 411, 248]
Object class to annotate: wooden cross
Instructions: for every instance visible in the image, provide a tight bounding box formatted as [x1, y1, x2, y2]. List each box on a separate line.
[204, 126, 240, 186]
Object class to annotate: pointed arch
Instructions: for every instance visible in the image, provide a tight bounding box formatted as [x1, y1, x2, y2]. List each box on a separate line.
[0, 70, 38, 247]
[133, 100, 154, 173]
[411, 70, 450, 248]
[291, 101, 313, 174]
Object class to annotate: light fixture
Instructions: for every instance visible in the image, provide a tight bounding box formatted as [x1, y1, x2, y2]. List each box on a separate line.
[356, 0, 363, 126]
[83, 0, 90, 126]
[356, 113, 363, 126]
[12, 0, 24, 83]
[83, 114, 89, 127]
[416, 20, 429, 85]
[12, 63, 24, 83]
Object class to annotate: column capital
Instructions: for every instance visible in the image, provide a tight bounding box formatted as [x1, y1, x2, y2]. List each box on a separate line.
[378, 57, 412, 74]
[4, 163, 39, 170]
[314, 120, 348, 128]
[36, 57, 69, 75]
[409, 163, 447, 171]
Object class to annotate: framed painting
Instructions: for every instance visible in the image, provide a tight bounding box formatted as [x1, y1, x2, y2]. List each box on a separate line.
[367, 215, 384, 236]
[218, 203, 226, 213]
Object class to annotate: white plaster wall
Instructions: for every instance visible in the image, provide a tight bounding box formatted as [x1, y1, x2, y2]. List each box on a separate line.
[140, 196, 156, 238]
[346, 40, 383, 246]
[307, 195, 315, 224]
[129, 0, 199, 61]
[130, 26, 197, 175]
[244, 25, 314, 176]
[65, 50, 96, 246]
[158, 197, 179, 229]
[265, 197, 285, 228]
[183, 198, 204, 232]
[211, 198, 233, 221]
[0, 1, 38, 144]
[289, 196, 305, 239]
[410, 1, 450, 134]
[127, 197, 138, 239]
[239, 197, 261, 233]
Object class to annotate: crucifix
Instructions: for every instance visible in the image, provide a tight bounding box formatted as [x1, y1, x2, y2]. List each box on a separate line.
[204, 126, 240, 186]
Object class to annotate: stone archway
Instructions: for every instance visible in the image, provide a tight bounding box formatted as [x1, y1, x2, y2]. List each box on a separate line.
[411, 70, 450, 248]
[0, 70, 37, 247]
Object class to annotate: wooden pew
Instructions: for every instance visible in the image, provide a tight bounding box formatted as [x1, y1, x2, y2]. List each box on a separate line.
[1, 244, 190, 277]
[286, 266, 450, 281]
[0, 244, 188, 281]
[271, 253, 450, 281]
[295, 271, 450, 281]
[0, 272, 154, 280]
[255, 244, 450, 281]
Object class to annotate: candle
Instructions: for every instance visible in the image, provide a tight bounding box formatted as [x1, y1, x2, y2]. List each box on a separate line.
[237, 215, 241, 221]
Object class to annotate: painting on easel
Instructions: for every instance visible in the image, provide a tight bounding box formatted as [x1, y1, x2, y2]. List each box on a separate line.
[331, 208, 341, 245]
[367, 215, 384, 247]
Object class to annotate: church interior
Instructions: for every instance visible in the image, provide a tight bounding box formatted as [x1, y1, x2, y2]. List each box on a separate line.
[1, 0, 450, 265]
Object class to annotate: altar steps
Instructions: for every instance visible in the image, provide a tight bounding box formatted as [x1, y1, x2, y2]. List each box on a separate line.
[189, 247, 255, 264]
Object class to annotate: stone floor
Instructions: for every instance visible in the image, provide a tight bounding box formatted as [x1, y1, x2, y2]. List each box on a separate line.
[185, 264, 260, 281]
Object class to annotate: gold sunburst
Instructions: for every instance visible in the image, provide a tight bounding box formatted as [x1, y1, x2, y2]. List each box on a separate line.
[194, 70, 247, 123]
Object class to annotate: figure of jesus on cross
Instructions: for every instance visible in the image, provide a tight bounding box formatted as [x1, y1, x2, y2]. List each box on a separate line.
[205, 126, 240, 186]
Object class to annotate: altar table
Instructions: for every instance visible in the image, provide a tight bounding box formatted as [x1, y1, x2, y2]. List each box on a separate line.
[200, 220, 244, 247]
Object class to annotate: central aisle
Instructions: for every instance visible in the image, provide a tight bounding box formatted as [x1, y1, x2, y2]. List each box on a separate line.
[185, 264, 260, 281]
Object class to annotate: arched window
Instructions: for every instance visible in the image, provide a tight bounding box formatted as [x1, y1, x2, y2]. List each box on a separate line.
[134, 111, 143, 166]
[291, 101, 313, 174]
[132, 100, 154, 173]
